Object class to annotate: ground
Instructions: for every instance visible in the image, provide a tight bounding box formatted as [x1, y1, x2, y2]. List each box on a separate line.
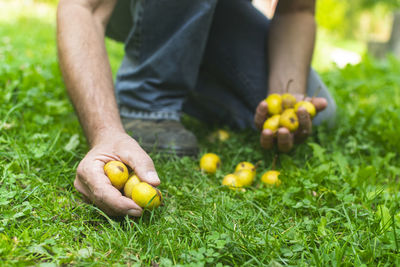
[1, 1, 400, 266]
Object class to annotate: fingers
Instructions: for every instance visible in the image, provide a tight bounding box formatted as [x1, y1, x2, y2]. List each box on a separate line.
[91, 183, 143, 217]
[295, 107, 312, 143]
[75, 159, 143, 217]
[299, 95, 327, 113]
[260, 128, 294, 152]
[254, 100, 268, 130]
[260, 129, 274, 149]
[277, 128, 293, 152]
[92, 160, 143, 216]
[122, 145, 160, 186]
[260, 110, 311, 151]
[257, 93, 328, 152]
[311, 97, 328, 112]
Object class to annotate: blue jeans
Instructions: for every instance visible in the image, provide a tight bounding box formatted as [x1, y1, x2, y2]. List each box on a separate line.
[106, 0, 336, 129]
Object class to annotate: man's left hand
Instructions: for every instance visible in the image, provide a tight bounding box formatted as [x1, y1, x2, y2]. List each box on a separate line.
[254, 96, 327, 152]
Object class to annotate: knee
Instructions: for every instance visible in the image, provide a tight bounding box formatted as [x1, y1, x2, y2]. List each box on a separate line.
[313, 96, 337, 128]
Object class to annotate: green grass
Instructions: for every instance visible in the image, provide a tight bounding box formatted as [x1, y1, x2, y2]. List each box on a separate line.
[1, 2, 400, 266]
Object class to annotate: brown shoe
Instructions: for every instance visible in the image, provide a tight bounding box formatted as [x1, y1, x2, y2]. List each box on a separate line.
[122, 118, 199, 157]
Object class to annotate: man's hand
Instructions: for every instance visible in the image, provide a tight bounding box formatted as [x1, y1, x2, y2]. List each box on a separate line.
[263, 0, 319, 152]
[74, 130, 160, 217]
[254, 95, 327, 152]
[57, 0, 151, 216]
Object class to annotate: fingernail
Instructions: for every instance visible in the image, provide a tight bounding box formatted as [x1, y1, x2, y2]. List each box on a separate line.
[127, 209, 141, 217]
[146, 171, 160, 184]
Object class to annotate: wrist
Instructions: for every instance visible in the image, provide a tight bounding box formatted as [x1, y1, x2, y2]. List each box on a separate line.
[268, 77, 307, 96]
[89, 124, 126, 147]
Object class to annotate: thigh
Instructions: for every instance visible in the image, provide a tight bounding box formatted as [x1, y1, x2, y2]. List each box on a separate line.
[201, 0, 270, 110]
[307, 70, 337, 127]
[183, 0, 270, 129]
[183, 68, 256, 129]
[114, 0, 219, 114]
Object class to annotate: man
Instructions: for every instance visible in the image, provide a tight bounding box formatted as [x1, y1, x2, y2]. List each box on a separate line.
[57, 0, 336, 217]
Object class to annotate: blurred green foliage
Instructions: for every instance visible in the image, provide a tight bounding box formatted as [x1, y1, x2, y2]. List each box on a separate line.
[359, 0, 400, 8]
[317, 0, 399, 39]
[33, 0, 399, 41]
[316, 0, 349, 33]
[34, 0, 58, 5]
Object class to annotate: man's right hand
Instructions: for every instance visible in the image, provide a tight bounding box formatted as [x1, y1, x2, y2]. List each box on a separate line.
[73, 130, 161, 217]
[57, 0, 159, 217]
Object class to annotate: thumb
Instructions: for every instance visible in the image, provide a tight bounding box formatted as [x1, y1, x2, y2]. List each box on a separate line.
[311, 97, 328, 112]
[125, 151, 161, 186]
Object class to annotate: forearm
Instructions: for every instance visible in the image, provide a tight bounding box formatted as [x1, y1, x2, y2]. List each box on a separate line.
[57, 0, 121, 147]
[268, 11, 316, 94]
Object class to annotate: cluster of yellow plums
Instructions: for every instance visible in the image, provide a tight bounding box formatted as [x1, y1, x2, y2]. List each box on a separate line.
[263, 91, 316, 133]
[200, 153, 281, 189]
[103, 161, 162, 209]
